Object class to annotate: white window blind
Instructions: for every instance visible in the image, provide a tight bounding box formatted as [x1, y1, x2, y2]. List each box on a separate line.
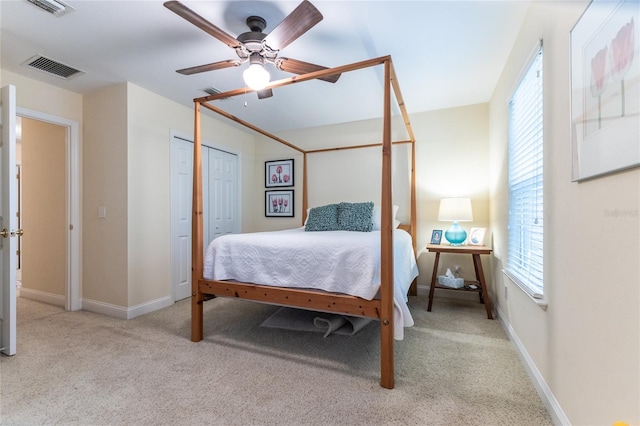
[507, 45, 544, 298]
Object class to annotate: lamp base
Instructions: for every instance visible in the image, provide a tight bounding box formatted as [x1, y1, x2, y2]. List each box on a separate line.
[444, 221, 467, 246]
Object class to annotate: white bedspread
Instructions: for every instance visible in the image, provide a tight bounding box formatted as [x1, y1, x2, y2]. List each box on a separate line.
[203, 227, 419, 340]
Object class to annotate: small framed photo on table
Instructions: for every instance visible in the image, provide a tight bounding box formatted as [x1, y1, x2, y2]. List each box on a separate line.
[469, 227, 486, 246]
[430, 230, 443, 245]
[265, 190, 294, 217]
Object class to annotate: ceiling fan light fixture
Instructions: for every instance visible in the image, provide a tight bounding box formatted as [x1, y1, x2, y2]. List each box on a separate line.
[243, 54, 270, 90]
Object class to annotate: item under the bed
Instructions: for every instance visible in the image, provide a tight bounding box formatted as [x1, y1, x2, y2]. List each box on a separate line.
[204, 227, 418, 340]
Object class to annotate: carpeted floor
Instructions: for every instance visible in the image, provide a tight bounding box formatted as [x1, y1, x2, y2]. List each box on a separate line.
[0, 295, 552, 425]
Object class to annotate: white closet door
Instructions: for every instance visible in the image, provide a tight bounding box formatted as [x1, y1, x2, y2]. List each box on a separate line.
[207, 148, 238, 246]
[171, 136, 239, 302]
[202, 147, 210, 257]
[221, 151, 238, 235]
[170, 137, 193, 302]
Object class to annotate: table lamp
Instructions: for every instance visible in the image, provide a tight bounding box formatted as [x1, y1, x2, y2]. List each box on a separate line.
[438, 198, 473, 245]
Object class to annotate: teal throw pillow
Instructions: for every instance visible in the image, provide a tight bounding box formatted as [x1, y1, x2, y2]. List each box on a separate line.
[337, 202, 374, 232]
[305, 204, 340, 231]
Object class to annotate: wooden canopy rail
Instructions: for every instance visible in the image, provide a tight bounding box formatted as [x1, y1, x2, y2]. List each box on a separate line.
[190, 55, 416, 389]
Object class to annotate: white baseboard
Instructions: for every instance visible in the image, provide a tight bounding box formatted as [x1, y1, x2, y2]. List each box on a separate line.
[495, 303, 570, 426]
[82, 295, 174, 320]
[125, 296, 174, 319]
[19, 288, 65, 307]
[82, 298, 129, 319]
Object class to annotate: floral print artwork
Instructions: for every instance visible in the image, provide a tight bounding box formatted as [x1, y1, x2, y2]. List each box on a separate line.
[572, 0, 639, 181]
[610, 17, 635, 116]
[586, 8, 638, 136]
[265, 159, 294, 187]
[265, 190, 294, 217]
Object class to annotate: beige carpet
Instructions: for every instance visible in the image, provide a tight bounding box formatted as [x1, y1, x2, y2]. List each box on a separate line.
[0, 295, 552, 425]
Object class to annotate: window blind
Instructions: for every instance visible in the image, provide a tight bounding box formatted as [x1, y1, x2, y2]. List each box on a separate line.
[507, 46, 544, 298]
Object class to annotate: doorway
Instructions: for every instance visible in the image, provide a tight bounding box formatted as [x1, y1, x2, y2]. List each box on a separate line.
[16, 109, 80, 311]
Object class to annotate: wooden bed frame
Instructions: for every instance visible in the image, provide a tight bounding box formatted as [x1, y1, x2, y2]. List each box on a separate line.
[190, 56, 416, 389]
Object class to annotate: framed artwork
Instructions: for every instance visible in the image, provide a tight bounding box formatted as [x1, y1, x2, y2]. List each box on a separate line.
[570, 0, 640, 181]
[468, 227, 486, 246]
[265, 159, 294, 187]
[430, 230, 443, 245]
[265, 190, 294, 217]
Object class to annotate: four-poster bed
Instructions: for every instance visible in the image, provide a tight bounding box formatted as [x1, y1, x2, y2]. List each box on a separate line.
[190, 56, 417, 389]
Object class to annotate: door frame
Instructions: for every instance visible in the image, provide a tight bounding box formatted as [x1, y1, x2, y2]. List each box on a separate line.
[17, 107, 81, 311]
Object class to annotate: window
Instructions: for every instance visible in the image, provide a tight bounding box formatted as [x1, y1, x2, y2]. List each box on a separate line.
[506, 44, 544, 299]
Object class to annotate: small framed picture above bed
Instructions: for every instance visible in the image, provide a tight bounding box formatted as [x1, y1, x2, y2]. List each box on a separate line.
[265, 159, 294, 187]
[265, 190, 294, 217]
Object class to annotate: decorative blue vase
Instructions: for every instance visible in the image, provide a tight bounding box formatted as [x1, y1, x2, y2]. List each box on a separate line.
[444, 221, 467, 246]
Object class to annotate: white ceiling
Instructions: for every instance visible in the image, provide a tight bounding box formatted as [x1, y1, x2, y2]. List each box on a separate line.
[0, 0, 531, 133]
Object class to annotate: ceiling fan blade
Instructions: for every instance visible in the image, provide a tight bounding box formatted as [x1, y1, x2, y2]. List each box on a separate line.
[164, 1, 240, 48]
[263, 0, 323, 51]
[176, 60, 241, 75]
[257, 89, 273, 99]
[277, 58, 340, 83]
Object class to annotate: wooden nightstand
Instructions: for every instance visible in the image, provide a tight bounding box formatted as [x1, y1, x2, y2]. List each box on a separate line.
[426, 244, 493, 319]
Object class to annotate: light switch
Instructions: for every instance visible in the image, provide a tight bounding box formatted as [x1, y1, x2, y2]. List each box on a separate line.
[98, 206, 107, 218]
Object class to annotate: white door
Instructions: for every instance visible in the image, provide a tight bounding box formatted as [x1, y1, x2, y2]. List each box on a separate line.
[203, 147, 238, 254]
[213, 149, 237, 237]
[170, 136, 239, 302]
[170, 137, 193, 302]
[1, 85, 18, 356]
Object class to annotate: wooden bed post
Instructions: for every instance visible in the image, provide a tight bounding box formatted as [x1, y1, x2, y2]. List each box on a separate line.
[380, 58, 394, 389]
[191, 101, 204, 342]
[388, 62, 418, 296]
[302, 153, 308, 226]
[409, 141, 418, 295]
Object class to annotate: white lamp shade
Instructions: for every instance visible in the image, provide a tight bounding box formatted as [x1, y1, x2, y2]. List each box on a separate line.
[438, 198, 473, 222]
[243, 64, 270, 90]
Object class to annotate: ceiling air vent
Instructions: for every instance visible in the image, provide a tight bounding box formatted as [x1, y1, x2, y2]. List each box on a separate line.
[203, 87, 229, 100]
[22, 55, 84, 79]
[26, 0, 74, 16]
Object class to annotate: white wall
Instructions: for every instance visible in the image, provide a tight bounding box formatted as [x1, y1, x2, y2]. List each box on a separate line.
[489, 1, 639, 424]
[125, 83, 256, 306]
[83, 83, 129, 306]
[411, 104, 491, 289]
[82, 82, 258, 311]
[251, 116, 415, 232]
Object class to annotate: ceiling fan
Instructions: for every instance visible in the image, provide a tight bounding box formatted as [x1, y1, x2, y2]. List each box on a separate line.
[164, 0, 341, 99]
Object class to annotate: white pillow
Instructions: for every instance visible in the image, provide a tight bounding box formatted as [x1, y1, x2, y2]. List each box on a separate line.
[303, 208, 310, 225]
[372, 205, 399, 230]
